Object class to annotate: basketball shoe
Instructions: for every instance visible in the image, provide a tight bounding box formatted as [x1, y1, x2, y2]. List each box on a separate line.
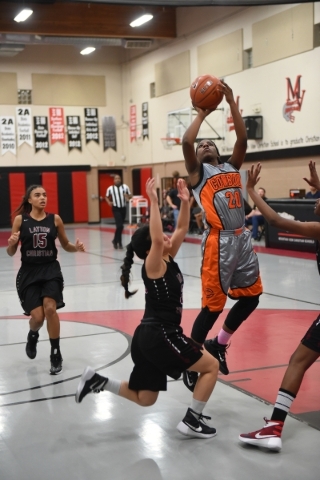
[239, 417, 283, 451]
[50, 350, 63, 375]
[26, 330, 39, 359]
[182, 370, 198, 392]
[177, 408, 217, 439]
[204, 337, 229, 375]
[75, 366, 108, 403]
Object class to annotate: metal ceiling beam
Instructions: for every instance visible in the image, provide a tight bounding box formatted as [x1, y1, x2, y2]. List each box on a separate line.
[72, 0, 314, 5]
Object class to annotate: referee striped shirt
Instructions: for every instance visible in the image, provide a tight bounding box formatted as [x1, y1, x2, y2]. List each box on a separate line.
[106, 184, 131, 208]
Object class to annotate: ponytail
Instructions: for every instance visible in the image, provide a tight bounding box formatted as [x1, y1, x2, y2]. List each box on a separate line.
[119, 224, 152, 299]
[120, 242, 138, 299]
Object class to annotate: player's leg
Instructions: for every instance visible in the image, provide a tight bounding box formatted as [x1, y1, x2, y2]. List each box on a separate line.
[178, 348, 219, 438]
[184, 232, 227, 389]
[239, 316, 320, 451]
[23, 284, 45, 359]
[206, 229, 262, 374]
[43, 296, 63, 375]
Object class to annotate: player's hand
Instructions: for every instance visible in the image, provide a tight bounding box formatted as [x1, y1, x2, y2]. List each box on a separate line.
[217, 80, 234, 103]
[177, 178, 190, 203]
[146, 178, 158, 203]
[8, 231, 20, 247]
[75, 238, 86, 252]
[219, 80, 234, 104]
[303, 161, 320, 191]
[247, 163, 262, 190]
[192, 104, 216, 117]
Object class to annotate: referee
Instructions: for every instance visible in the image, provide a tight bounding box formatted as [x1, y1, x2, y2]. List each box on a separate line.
[106, 174, 132, 249]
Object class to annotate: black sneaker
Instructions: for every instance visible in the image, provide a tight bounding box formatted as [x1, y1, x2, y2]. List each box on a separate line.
[182, 370, 198, 392]
[75, 366, 108, 403]
[177, 408, 217, 439]
[204, 337, 229, 375]
[26, 331, 39, 359]
[50, 351, 63, 375]
[112, 240, 118, 250]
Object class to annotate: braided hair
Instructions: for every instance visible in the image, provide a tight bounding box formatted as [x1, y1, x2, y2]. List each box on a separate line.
[13, 184, 44, 217]
[120, 225, 152, 299]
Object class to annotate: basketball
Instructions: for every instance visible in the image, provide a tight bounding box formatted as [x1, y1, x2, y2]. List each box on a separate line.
[190, 74, 224, 110]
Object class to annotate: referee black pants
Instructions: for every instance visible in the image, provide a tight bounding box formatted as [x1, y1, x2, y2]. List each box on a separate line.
[112, 206, 127, 246]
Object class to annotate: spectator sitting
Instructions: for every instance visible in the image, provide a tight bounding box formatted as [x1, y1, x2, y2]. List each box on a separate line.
[166, 171, 181, 230]
[161, 200, 174, 232]
[189, 193, 204, 234]
[193, 210, 204, 234]
[305, 186, 320, 199]
[245, 187, 267, 240]
[243, 198, 252, 216]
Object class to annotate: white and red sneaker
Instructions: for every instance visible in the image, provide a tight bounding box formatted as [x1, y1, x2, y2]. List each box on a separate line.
[239, 417, 283, 451]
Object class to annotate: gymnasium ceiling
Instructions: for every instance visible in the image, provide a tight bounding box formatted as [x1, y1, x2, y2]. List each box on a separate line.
[0, 0, 312, 58]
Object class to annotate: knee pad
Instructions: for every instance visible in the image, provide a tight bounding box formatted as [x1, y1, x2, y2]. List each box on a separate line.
[225, 294, 260, 332]
[191, 307, 222, 344]
[239, 294, 260, 311]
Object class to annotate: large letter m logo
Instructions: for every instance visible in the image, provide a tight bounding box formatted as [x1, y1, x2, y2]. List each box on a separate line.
[283, 76, 306, 122]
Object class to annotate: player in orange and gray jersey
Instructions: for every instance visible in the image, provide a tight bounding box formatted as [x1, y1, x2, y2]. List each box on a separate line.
[182, 80, 263, 391]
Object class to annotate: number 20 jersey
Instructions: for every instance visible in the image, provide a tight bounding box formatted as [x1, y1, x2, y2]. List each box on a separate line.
[20, 213, 58, 264]
[192, 162, 245, 230]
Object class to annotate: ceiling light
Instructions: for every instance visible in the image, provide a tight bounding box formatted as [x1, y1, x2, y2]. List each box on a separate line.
[14, 9, 33, 23]
[130, 14, 153, 28]
[80, 47, 96, 55]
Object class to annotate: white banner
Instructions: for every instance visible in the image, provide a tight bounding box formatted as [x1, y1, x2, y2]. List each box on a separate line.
[16, 107, 33, 147]
[0, 116, 16, 156]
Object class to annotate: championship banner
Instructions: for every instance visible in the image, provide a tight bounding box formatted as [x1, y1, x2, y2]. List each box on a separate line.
[130, 105, 136, 143]
[16, 107, 33, 147]
[84, 108, 99, 144]
[142, 102, 149, 140]
[34, 116, 49, 153]
[67, 116, 82, 152]
[102, 116, 117, 151]
[49, 107, 65, 145]
[0, 116, 16, 156]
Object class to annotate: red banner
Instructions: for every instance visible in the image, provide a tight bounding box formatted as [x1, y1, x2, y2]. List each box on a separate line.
[130, 105, 136, 143]
[49, 107, 65, 145]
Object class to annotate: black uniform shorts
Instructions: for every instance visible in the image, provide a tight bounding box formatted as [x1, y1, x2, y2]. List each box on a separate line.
[16, 261, 65, 315]
[301, 314, 320, 353]
[128, 323, 203, 392]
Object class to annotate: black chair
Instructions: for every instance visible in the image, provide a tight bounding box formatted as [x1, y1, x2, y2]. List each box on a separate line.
[256, 220, 266, 241]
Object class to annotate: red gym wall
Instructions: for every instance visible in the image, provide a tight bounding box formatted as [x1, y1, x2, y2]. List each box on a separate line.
[1, 169, 89, 227]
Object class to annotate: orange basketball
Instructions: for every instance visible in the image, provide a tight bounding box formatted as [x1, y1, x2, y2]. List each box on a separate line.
[190, 74, 224, 110]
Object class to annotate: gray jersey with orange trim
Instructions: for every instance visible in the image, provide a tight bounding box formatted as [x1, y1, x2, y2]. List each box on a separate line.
[192, 162, 245, 230]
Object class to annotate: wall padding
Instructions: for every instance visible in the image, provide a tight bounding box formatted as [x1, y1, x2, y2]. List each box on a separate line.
[252, 3, 313, 67]
[8, 173, 25, 216]
[32, 74, 106, 106]
[0, 73, 17, 105]
[57, 172, 74, 224]
[42, 172, 59, 216]
[72, 171, 88, 222]
[155, 51, 190, 97]
[197, 29, 243, 78]
[0, 174, 11, 227]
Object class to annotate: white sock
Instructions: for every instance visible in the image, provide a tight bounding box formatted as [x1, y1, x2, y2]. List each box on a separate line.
[274, 389, 295, 414]
[102, 377, 121, 395]
[191, 398, 206, 416]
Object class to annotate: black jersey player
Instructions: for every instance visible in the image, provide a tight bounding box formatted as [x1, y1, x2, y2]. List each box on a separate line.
[75, 178, 219, 439]
[239, 162, 320, 451]
[7, 184, 85, 375]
